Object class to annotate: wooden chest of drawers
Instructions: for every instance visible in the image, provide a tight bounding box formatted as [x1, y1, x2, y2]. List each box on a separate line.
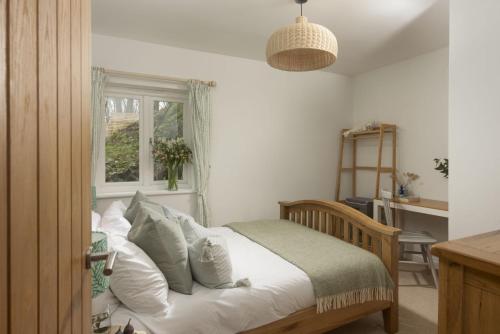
[432, 230, 500, 334]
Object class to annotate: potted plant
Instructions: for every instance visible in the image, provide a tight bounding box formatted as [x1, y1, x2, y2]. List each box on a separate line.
[433, 158, 448, 178]
[152, 138, 192, 191]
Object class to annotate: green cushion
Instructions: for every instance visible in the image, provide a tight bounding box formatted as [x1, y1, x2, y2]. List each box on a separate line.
[128, 203, 193, 294]
[123, 190, 176, 224]
[124, 191, 169, 224]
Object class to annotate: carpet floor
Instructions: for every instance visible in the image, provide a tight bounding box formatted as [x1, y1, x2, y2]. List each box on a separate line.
[329, 263, 438, 334]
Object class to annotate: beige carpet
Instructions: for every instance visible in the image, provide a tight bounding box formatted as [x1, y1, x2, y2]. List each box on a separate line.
[329, 263, 438, 334]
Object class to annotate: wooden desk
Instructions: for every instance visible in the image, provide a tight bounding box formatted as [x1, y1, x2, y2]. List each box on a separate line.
[373, 198, 448, 222]
[432, 231, 500, 334]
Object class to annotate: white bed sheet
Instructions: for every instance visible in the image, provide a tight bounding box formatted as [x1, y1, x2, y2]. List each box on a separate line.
[112, 226, 315, 334]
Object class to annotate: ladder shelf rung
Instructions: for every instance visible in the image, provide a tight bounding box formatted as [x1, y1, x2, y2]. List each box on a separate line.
[341, 166, 394, 173]
[335, 124, 397, 201]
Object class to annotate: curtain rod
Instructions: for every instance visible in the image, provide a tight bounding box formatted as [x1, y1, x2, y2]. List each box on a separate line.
[104, 68, 217, 87]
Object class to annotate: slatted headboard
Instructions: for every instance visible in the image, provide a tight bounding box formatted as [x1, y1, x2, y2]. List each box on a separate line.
[279, 200, 400, 293]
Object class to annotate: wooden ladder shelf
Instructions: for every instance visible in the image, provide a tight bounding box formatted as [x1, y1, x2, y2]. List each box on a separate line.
[335, 124, 397, 201]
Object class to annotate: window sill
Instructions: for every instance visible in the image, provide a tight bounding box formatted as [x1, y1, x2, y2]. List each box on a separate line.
[96, 188, 196, 199]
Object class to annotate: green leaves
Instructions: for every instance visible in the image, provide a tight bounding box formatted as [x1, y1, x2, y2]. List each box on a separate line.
[433, 158, 448, 178]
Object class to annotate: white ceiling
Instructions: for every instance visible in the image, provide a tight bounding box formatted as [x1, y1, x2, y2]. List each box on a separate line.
[92, 0, 449, 76]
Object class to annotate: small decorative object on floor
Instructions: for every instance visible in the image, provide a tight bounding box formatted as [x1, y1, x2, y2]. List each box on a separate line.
[152, 137, 192, 191]
[106, 323, 147, 334]
[391, 171, 419, 197]
[123, 319, 134, 334]
[433, 158, 448, 178]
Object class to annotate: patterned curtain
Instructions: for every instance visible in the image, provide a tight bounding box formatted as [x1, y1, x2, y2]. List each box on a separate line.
[91, 67, 106, 209]
[188, 80, 212, 227]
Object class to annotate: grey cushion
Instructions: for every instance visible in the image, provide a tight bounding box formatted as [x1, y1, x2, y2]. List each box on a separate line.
[188, 236, 235, 289]
[124, 191, 173, 224]
[128, 203, 193, 294]
[178, 215, 212, 245]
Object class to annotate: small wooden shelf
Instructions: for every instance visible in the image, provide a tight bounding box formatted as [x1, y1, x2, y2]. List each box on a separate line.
[344, 127, 396, 139]
[335, 124, 397, 201]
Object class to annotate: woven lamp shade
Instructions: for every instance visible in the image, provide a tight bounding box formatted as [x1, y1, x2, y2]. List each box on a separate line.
[266, 16, 338, 72]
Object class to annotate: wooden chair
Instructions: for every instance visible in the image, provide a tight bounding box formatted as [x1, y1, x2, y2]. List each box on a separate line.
[380, 190, 439, 288]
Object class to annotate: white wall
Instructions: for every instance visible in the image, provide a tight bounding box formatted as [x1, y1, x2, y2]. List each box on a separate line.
[352, 48, 449, 243]
[449, 0, 500, 239]
[352, 48, 449, 200]
[93, 34, 353, 226]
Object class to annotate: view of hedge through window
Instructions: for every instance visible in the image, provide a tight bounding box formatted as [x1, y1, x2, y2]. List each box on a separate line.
[105, 96, 140, 182]
[104, 96, 183, 183]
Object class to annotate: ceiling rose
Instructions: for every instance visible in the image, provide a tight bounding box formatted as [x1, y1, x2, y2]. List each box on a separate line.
[266, 0, 338, 72]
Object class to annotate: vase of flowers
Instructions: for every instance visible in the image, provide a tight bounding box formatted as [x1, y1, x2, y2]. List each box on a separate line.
[391, 171, 419, 197]
[151, 138, 192, 191]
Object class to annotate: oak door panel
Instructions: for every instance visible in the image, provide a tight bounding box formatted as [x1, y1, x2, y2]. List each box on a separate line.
[0, 0, 7, 332]
[9, 0, 39, 331]
[39, 0, 59, 333]
[1, 0, 92, 333]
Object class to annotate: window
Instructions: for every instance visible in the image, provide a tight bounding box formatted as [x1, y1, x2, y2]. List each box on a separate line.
[104, 96, 140, 183]
[97, 82, 191, 194]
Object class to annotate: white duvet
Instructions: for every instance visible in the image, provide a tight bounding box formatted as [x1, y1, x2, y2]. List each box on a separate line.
[112, 227, 315, 334]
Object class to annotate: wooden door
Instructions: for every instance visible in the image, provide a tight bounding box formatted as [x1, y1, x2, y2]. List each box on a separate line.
[0, 0, 92, 333]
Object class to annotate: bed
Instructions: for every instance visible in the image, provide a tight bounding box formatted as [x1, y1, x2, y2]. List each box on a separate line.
[105, 200, 400, 334]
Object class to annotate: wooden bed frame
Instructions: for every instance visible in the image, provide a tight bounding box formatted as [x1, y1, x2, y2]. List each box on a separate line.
[242, 200, 400, 334]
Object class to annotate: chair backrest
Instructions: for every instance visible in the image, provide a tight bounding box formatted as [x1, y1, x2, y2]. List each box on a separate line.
[380, 190, 394, 227]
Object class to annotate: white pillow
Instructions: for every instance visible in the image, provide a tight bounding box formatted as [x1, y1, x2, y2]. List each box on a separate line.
[100, 201, 131, 238]
[91, 211, 101, 231]
[110, 240, 169, 316]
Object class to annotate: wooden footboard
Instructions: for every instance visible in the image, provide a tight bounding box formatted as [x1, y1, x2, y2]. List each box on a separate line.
[279, 200, 399, 274]
[243, 200, 400, 334]
[279, 200, 400, 333]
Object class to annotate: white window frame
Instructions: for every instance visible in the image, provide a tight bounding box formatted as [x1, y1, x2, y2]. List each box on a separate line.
[96, 77, 193, 195]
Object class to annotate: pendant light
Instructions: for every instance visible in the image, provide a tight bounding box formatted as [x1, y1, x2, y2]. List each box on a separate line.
[266, 0, 338, 72]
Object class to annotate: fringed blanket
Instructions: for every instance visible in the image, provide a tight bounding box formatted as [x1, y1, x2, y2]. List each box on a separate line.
[226, 220, 394, 313]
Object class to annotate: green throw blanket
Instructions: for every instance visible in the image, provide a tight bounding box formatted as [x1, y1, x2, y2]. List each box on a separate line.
[226, 219, 394, 313]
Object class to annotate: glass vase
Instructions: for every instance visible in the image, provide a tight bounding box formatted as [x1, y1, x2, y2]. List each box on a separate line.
[167, 163, 179, 191]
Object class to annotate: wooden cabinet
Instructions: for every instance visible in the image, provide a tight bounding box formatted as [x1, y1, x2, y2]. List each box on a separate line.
[432, 231, 500, 334]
